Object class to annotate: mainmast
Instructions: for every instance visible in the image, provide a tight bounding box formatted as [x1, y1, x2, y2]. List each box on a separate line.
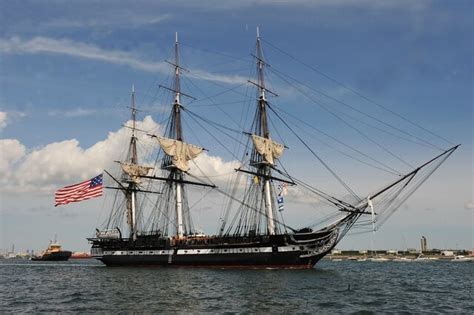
[172, 32, 184, 238]
[255, 28, 276, 235]
[256, 27, 269, 139]
[174, 32, 183, 140]
[153, 33, 209, 238]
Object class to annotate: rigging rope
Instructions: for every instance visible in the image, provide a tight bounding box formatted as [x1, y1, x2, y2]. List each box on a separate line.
[269, 66, 443, 152]
[181, 42, 253, 64]
[185, 172, 297, 233]
[181, 107, 247, 159]
[268, 68, 415, 170]
[261, 38, 455, 147]
[270, 102, 402, 176]
[267, 103, 361, 201]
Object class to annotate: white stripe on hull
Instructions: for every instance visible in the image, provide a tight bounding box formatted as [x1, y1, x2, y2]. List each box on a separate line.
[92, 245, 311, 258]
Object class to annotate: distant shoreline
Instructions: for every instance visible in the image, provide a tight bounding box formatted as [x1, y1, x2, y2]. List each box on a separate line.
[325, 249, 472, 261]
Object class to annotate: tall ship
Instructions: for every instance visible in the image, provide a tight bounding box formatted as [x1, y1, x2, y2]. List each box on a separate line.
[88, 31, 458, 268]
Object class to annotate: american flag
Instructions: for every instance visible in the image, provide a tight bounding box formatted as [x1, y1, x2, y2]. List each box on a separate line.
[55, 174, 103, 206]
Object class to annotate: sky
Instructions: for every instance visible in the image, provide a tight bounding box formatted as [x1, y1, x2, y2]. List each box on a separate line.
[0, 0, 472, 253]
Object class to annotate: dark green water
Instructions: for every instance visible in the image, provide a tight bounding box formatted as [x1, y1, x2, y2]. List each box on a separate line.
[1, 259, 472, 313]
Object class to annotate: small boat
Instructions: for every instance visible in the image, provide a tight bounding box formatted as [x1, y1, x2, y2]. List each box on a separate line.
[369, 257, 389, 262]
[452, 255, 473, 262]
[70, 252, 92, 259]
[31, 241, 72, 261]
[413, 254, 431, 262]
[393, 256, 412, 262]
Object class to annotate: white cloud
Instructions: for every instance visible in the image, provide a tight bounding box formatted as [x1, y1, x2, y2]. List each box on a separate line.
[187, 69, 248, 85]
[0, 111, 7, 130]
[0, 36, 167, 71]
[0, 139, 26, 173]
[0, 37, 247, 85]
[9, 116, 159, 193]
[0, 116, 239, 195]
[48, 108, 97, 118]
[173, 0, 429, 11]
[189, 153, 241, 186]
[43, 14, 171, 29]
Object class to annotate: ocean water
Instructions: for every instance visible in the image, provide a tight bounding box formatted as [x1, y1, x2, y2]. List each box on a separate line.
[1, 259, 472, 313]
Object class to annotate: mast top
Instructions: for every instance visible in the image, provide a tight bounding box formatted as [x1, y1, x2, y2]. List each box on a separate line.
[129, 84, 138, 163]
[130, 84, 137, 131]
[172, 32, 183, 141]
[255, 27, 266, 102]
[175, 32, 178, 44]
[174, 32, 181, 105]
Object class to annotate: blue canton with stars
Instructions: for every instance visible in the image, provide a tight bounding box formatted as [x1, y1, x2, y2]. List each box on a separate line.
[90, 174, 103, 187]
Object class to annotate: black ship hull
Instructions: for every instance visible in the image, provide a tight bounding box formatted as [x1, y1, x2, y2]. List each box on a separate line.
[98, 250, 325, 269]
[89, 229, 339, 268]
[31, 251, 72, 261]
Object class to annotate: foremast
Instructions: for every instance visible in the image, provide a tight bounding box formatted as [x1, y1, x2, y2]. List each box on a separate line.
[121, 85, 140, 240]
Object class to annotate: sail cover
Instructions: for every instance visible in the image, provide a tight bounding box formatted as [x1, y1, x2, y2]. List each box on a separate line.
[251, 134, 284, 165]
[158, 137, 203, 171]
[120, 163, 153, 184]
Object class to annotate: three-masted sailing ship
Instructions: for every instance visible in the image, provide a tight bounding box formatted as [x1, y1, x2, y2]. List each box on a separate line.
[88, 31, 458, 268]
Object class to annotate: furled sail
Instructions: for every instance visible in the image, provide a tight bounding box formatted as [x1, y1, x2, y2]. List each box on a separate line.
[120, 163, 153, 184]
[251, 134, 284, 165]
[157, 137, 203, 171]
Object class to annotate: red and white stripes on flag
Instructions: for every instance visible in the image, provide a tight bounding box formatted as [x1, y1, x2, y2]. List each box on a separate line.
[55, 174, 103, 206]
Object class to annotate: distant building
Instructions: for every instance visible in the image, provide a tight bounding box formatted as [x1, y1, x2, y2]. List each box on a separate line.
[421, 236, 427, 252]
[387, 250, 398, 255]
[331, 249, 341, 255]
[441, 250, 454, 256]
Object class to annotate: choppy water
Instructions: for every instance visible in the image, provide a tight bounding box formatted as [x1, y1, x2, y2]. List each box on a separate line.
[1, 259, 472, 313]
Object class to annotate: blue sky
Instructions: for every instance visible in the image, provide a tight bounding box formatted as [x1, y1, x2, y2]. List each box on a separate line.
[0, 0, 472, 253]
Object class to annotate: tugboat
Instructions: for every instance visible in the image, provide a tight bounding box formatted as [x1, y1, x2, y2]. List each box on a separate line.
[31, 240, 72, 261]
